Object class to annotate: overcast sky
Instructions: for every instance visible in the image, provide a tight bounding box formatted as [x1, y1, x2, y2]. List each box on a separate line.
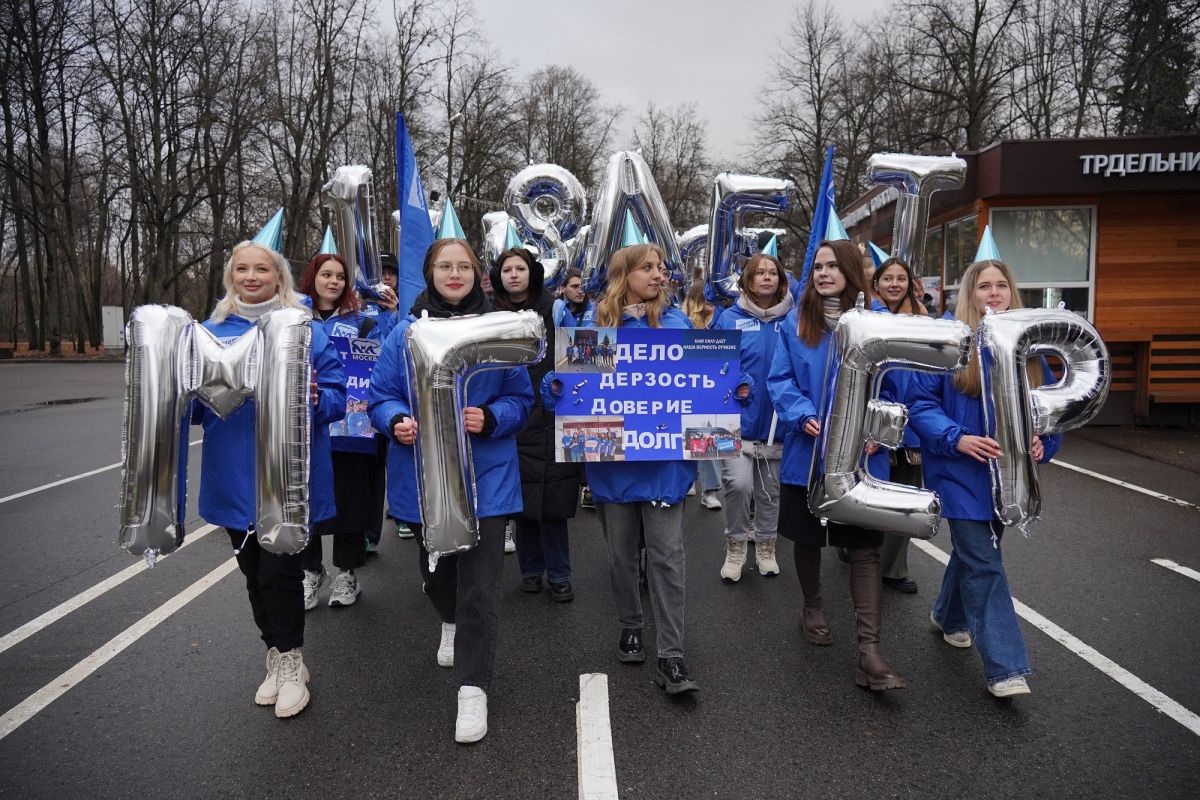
[474, 0, 890, 166]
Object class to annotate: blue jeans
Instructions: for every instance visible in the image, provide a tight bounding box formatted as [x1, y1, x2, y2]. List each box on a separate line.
[697, 459, 721, 492]
[932, 518, 1031, 684]
[515, 518, 571, 582]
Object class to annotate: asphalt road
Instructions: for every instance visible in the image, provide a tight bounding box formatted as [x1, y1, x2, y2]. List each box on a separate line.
[1, 361, 1198, 799]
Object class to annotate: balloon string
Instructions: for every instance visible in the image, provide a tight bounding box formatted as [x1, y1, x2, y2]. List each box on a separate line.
[234, 526, 254, 555]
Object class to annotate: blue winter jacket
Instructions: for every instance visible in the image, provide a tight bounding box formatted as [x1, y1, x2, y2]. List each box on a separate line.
[367, 314, 534, 524]
[315, 310, 386, 455]
[766, 308, 892, 487]
[580, 306, 698, 505]
[907, 360, 1062, 521]
[195, 314, 346, 530]
[714, 300, 792, 441]
[552, 297, 596, 328]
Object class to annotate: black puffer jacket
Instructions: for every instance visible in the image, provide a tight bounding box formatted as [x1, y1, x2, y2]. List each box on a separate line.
[490, 258, 581, 522]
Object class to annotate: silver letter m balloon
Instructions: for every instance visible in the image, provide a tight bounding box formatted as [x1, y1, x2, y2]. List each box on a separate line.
[119, 305, 314, 563]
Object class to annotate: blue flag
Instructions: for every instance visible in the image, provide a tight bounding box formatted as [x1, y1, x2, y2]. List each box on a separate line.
[395, 113, 435, 317]
[801, 145, 835, 286]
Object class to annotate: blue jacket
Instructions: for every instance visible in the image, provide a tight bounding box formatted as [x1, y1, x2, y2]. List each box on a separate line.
[766, 308, 892, 486]
[580, 305, 698, 505]
[907, 360, 1062, 521]
[714, 300, 790, 441]
[368, 314, 534, 524]
[195, 314, 346, 530]
[552, 297, 596, 328]
[358, 301, 397, 340]
[315, 310, 387, 455]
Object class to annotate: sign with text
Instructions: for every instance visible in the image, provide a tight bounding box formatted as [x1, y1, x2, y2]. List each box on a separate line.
[329, 336, 378, 440]
[553, 327, 742, 462]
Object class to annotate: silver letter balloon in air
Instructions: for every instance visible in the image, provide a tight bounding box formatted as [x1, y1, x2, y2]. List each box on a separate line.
[866, 154, 966, 273]
[705, 173, 795, 298]
[404, 310, 546, 566]
[118, 305, 195, 563]
[809, 300, 973, 538]
[322, 165, 387, 297]
[978, 308, 1111, 530]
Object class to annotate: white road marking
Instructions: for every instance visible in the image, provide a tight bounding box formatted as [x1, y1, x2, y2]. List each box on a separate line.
[0, 556, 238, 742]
[577, 673, 619, 800]
[0, 524, 219, 656]
[1050, 459, 1199, 511]
[913, 538, 1200, 737]
[1151, 558, 1200, 584]
[0, 439, 203, 505]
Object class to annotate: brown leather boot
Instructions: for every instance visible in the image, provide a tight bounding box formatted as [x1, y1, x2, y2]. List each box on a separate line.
[793, 545, 832, 645]
[848, 548, 907, 690]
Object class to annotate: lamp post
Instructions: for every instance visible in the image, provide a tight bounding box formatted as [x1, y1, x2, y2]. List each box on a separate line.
[445, 111, 464, 200]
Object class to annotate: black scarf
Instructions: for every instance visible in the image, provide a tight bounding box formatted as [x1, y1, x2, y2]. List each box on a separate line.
[408, 284, 491, 318]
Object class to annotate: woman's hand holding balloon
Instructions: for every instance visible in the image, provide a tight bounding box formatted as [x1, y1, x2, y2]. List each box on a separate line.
[393, 416, 417, 445]
[957, 434, 1002, 463]
[463, 406, 485, 434]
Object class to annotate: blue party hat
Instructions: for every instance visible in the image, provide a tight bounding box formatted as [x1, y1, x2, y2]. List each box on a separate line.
[319, 225, 337, 255]
[252, 208, 284, 252]
[761, 234, 779, 258]
[824, 211, 849, 241]
[436, 197, 467, 240]
[503, 220, 523, 250]
[974, 224, 1001, 262]
[868, 241, 889, 267]
[621, 209, 647, 247]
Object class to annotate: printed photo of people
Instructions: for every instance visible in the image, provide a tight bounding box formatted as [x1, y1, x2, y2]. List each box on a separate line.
[555, 327, 618, 373]
[555, 417, 625, 463]
[681, 414, 742, 460]
[329, 396, 375, 438]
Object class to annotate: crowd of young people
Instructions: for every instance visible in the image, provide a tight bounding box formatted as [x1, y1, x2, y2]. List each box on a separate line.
[192, 231, 1052, 742]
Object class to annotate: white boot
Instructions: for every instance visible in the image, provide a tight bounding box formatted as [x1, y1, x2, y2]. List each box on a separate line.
[274, 648, 310, 718]
[455, 686, 488, 743]
[756, 538, 780, 576]
[720, 540, 748, 582]
[254, 647, 281, 706]
[437, 622, 456, 668]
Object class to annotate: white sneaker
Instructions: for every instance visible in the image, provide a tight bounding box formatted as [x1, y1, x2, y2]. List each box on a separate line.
[254, 647, 282, 705]
[930, 611, 972, 648]
[396, 521, 414, 539]
[328, 570, 360, 607]
[720, 540, 748, 582]
[274, 648, 310, 718]
[988, 676, 1031, 698]
[437, 622, 456, 668]
[701, 491, 723, 510]
[302, 568, 327, 612]
[455, 686, 488, 743]
[686, 484, 697, 496]
[755, 538, 780, 576]
[504, 522, 516, 554]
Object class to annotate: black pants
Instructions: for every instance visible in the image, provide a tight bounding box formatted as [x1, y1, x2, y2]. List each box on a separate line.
[227, 529, 304, 652]
[301, 531, 366, 572]
[411, 516, 506, 690]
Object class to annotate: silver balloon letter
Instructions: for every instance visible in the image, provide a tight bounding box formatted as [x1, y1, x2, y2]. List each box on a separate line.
[810, 303, 973, 538]
[979, 308, 1111, 529]
[405, 310, 545, 565]
[705, 174, 795, 297]
[322, 165, 386, 296]
[866, 153, 966, 272]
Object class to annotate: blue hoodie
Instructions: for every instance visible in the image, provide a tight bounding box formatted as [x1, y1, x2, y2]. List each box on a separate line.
[713, 296, 793, 441]
[580, 305, 698, 505]
[195, 314, 346, 530]
[767, 307, 892, 487]
[907, 361, 1062, 521]
[367, 314, 534, 524]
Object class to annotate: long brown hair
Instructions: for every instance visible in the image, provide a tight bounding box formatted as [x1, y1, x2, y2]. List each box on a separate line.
[872, 257, 926, 316]
[953, 259, 1044, 396]
[298, 253, 359, 316]
[682, 282, 714, 328]
[798, 239, 870, 346]
[738, 254, 789, 308]
[594, 244, 668, 328]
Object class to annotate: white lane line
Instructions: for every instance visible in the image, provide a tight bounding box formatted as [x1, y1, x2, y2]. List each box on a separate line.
[0, 524, 218, 656]
[0, 439, 203, 506]
[577, 673, 619, 800]
[1050, 459, 1199, 511]
[1151, 558, 1200, 584]
[0, 556, 238, 742]
[913, 539, 1200, 737]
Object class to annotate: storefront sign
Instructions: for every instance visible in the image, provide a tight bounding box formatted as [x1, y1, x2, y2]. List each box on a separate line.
[1080, 151, 1200, 177]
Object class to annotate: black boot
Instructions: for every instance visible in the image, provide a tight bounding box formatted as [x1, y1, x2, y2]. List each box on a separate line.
[793, 545, 832, 645]
[849, 548, 907, 690]
[617, 627, 645, 663]
[654, 657, 699, 695]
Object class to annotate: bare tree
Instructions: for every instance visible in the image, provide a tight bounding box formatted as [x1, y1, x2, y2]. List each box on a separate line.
[516, 65, 623, 188]
[632, 102, 712, 227]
